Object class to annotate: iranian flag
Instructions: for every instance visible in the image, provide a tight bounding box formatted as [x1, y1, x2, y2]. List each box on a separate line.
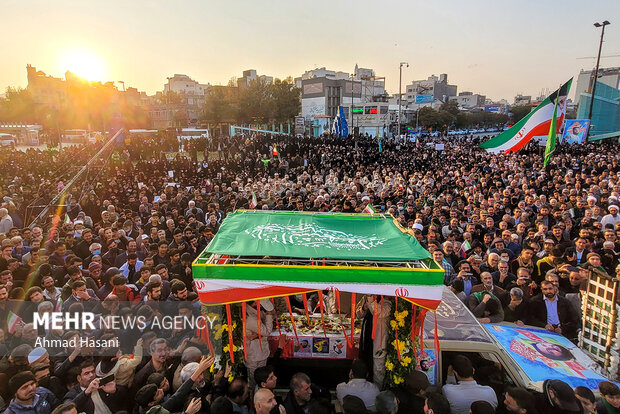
[7, 311, 22, 334]
[249, 192, 258, 209]
[479, 79, 571, 155]
[64, 213, 72, 224]
[364, 204, 376, 215]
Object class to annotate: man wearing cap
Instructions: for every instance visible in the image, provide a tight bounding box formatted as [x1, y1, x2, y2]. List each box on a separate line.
[601, 204, 620, 229]
[4, 371, 59, 414]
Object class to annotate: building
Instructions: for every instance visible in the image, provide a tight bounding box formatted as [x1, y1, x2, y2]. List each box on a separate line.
[353, 65, 388, 103]
[450, 92, 486, 109]
[514, 94, 532, 106]
[405, 74, 457, 109]
[574, 67, 620, 105]
[164, 74, 210, 105]
[295, 67, 350, 88]
[577, 82, 620, 135]
[237, 69, 274, 89]
[301, 77, 362, 137]
[26, 64, 68, 106]
[342, 102, 391, 137]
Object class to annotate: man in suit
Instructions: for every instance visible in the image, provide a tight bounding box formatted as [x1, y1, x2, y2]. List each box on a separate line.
[565, 237, 590, 266]
[527, 280, 579, 340]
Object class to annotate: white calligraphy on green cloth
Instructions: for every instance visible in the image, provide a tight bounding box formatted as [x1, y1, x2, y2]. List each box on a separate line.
[245, 223, 388, 250]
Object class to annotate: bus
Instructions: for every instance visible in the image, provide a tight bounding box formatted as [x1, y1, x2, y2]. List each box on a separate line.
[177, 128, 210, 140]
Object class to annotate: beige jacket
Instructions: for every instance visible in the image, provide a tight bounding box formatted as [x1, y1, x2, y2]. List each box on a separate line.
[245, 304, 274, 362]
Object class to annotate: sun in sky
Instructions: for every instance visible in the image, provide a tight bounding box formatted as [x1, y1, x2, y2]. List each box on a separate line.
[58, 49, 106, 81]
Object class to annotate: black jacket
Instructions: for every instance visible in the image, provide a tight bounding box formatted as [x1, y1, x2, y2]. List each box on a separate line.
[526, 294, 579, 339]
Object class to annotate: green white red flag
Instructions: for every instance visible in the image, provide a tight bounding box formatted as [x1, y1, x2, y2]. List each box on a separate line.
[249, 192, 258, 209]
[364, 204, 376, 215]
[7, 311, 22, 334]
[479, 79, 571, 155]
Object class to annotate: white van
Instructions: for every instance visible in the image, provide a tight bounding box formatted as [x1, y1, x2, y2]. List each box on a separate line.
[419, 288, 617, 393]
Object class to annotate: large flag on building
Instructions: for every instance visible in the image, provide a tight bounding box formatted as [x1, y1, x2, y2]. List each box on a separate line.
[479, 79, 572, 154]
[331, 105, 349, 138]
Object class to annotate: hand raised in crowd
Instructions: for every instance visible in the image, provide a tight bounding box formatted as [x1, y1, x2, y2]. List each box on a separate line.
[185, 397, 202, 414]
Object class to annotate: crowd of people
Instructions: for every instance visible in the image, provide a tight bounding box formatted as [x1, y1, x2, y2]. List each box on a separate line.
[0, 131, 619, 414]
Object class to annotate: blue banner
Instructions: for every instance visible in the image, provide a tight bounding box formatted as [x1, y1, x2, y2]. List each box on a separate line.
[415, 94, 434, 103]
[339, 105, 349, 138]
[485, 324, 615, 389]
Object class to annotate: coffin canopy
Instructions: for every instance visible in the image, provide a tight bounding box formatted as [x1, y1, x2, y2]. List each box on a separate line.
[193, 210, 444, 310]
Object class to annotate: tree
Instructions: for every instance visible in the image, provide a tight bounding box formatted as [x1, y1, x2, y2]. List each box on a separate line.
[269, 77, 300, 124]
[238, 79, 272, 123]
[201, 87, 235, 126]
[439, 100, 460, 117]
[416, 107, 443, 129]
[510, 105, 532, 123]
[0, 87, 37, 123]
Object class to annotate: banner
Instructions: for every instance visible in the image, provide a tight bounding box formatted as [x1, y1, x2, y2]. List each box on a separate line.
[561, 119, 590, 145]
[416, 94, 434, 103]
[485, 324, 612, 389]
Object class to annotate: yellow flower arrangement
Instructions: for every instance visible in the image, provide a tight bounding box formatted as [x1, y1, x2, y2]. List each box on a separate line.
[228, 374, 234, 383]
[401, 356, 412, 367]
[390, 320, 398, 330]
[222, 344, 238, 353]
[385, 361, 394, 371]
[391, 339, 405, 354]
[393, 376, 404, 385]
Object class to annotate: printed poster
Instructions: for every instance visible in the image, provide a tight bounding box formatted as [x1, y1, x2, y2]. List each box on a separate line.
[416, 350, 438, 385]
[485, 324, 614, 389]
[293, 336, 312, 357]
[312, 337, 330, 357]
[561, 120, 589, 145]
[330, 338, 347, 359]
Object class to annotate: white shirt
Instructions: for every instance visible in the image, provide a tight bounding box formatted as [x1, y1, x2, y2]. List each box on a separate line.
[443, 380, 498, 414]
[336, 378, 380, 411]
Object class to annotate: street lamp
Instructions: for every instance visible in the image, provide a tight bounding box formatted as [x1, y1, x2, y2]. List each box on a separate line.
[587, 20, 610, 137]
[398, 62, 409, 140]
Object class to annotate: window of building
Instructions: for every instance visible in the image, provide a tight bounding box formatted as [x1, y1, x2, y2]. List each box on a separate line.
[365, 106, 378, 114]
[380, 106, 388, 114]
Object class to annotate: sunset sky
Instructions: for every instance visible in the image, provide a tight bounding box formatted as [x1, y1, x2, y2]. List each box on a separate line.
[3, 0, 619, 101]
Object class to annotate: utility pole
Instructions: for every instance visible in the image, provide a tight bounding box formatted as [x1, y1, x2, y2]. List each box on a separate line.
[398, 62, 409, 141]
[587, 20, 610, 138]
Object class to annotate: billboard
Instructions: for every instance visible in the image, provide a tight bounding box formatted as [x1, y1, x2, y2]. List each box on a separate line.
[415, 94, 434, 103]
[561, 119, 590, 145]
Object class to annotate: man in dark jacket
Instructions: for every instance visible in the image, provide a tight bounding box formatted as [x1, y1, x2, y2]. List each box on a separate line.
[283, 373, 330, 414]
[4, 371, 59, 414]
[527, 280, 579, 339]
[62, 361, 97, 414]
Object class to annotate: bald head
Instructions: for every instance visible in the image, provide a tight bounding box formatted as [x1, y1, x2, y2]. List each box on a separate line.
[254, 388, 277, 414]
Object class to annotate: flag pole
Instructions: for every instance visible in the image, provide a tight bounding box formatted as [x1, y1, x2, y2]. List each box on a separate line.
[543, 83, 562, 169]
